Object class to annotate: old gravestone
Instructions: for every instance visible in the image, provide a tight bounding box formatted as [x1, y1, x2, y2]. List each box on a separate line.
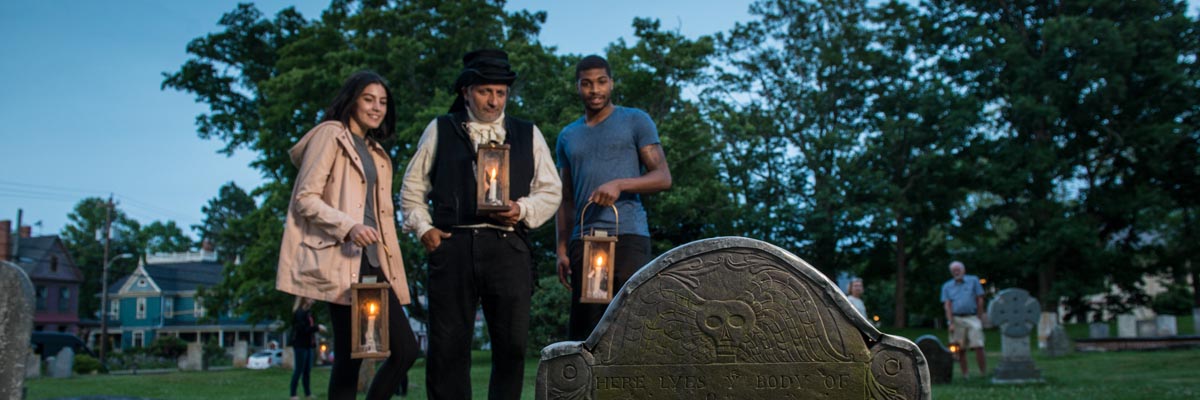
[26, 348, 41, 379]
[914, 335, 952, 384]
[986, 288, 1043, 384]
[1, 261, 36, 399]
[1088, 322, 1109, 339]
[1116, 314, 1137, 338]
[1042, 325, 1071, 357]
[49, 347, 75, 378]
[536, 237, 930, 400]
[232, 340, 249, 368]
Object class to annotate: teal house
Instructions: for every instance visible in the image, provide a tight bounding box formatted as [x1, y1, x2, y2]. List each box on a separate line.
[98, 250, 278, 351]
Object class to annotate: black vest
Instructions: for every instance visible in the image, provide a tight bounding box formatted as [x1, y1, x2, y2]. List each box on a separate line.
[430, 111, 535, 230]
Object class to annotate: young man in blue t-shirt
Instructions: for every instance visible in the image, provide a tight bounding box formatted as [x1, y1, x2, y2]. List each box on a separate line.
[555, 55, 673, 340]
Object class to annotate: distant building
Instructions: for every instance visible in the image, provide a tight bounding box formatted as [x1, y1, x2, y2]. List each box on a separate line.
[1, 220, 83, 334]
[96, 248, 279, 351]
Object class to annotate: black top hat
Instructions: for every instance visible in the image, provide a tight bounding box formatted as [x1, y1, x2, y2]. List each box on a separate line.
[449, 49, 518, 113]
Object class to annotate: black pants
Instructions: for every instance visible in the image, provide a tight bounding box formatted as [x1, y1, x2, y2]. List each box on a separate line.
[567, 235, 652, 341]
[426, 228, 532, 400]
[328, 258, 419, 400]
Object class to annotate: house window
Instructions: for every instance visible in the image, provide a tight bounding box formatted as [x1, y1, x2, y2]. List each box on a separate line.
[138, 278, 147, 287]
[136, 297, 147, 319]
[50, 256, 58, 272]
[193, 297, 206, 318]
[132, 331, 144, 348]
[58, 287, 70, 312]
[110, 299, 120, 319]
[163, 296, 173, 317]
[36, 286, 47, 310]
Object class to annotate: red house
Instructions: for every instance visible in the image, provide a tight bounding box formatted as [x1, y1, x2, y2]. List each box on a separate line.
[1, 220, 83, 334]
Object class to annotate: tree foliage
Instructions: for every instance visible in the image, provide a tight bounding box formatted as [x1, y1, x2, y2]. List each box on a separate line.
[162, 0, 1199, 333]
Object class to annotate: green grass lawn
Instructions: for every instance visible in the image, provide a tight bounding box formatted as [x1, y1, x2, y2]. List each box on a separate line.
[26, 321, 1200, 400]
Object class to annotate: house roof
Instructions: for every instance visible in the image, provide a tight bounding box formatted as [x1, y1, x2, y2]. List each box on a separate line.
[14, 235, 82, 283]
[110, 260, 225, 294]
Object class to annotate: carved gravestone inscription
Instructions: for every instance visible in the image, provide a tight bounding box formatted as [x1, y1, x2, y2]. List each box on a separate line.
[536, 237, 930, 400]
[914, 335, 952, 384]
[1, 261, 36, 398]
[986, 288, 1043, 384]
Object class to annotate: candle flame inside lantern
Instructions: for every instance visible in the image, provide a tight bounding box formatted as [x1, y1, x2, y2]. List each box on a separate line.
[367, 302, 378, 316]
[488, 167, 497, 181]
[595, 254, 605, 268]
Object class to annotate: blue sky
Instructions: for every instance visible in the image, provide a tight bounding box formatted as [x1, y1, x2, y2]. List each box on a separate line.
[0, 0, 752, 239]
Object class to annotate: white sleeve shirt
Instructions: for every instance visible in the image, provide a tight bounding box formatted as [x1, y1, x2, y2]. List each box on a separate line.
[400, 114, 562, 239]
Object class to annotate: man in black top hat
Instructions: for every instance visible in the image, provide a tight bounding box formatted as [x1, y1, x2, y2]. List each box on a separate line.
[400, 49, 561, 400]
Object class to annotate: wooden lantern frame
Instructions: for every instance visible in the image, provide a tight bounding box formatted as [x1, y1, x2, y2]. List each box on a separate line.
[350, 282, 391, 359]
[579, 202, 619, 304]
[476, 143, 510, 213]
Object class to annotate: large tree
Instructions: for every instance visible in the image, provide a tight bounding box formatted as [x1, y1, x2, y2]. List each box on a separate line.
[139, 220, 195, 255]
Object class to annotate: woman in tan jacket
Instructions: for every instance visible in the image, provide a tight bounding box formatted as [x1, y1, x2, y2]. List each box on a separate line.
[276, 71, 416, 400]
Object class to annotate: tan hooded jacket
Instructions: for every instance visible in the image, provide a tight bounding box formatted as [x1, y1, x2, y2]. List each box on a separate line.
[275, 121, 409, 305]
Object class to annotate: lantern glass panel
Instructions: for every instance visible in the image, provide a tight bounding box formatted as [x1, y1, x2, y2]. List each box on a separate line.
[476, 144, 510, 212]
[351, 283, 391, 359]
[580, 231, 618, 304]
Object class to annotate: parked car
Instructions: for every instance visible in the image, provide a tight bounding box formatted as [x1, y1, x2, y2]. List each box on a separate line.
[30, 332, 95, 360]
[246, 349, 283, 369]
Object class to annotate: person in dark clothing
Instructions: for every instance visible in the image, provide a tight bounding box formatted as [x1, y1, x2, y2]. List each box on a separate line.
[291, 297, 325, 400]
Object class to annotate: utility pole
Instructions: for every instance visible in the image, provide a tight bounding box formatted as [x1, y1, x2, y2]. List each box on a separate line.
[98, 194, 114, 368]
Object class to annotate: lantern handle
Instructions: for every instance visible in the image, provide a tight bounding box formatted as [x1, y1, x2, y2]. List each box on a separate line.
[578, 201, 619, 236]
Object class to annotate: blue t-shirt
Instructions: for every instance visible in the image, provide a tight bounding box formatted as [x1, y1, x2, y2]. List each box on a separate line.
[940, 275, 985, 315]
[556, 106, 660, 240]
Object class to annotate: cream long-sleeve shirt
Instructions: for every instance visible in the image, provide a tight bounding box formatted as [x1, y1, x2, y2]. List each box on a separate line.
[400, 111, 562, 239]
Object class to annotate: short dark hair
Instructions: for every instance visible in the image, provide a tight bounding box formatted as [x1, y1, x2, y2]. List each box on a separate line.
[575, 55, 611, 80]
[324, 70, 396, 142]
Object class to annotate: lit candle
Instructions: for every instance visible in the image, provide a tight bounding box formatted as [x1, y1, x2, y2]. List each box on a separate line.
[365, 301, 378, 352]
[487, 166, 499, 203]
[591, 254, 606, 298]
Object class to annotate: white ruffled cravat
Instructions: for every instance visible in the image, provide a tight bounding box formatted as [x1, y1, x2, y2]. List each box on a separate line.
[465, 109, 506, 146]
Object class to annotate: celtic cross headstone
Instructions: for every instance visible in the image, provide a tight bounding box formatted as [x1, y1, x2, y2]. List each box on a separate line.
[986, 288, 1043, 383]
[536, 237, 931, 399]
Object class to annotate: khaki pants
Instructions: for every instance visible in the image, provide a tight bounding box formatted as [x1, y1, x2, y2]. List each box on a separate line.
[950, 315, 985, 348]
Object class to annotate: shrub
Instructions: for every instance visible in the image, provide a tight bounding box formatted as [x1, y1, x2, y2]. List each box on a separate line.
[74, 354, 102, 374]
[150, 336, 188, 359]
[1151, 284, 1194, 315]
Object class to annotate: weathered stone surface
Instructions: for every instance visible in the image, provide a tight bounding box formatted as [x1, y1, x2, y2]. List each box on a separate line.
[1155, 315, 1177, 337]
[1194, 308, 1200, 337]
[1036, 312, 1057, 349]
[26, 348, 41, 379]
[536, 237, 929, 400]
[914, 335, 952, 384]
[1116, 314, 1137, 338]
[986, 288, 1042, 384]
[180, 342, 205, 371]
[1, 261, 36, 398]
[49, 347, 75, 378]
[232, 340, 249, 368]
[1043, 325, 1071, 357]
[1088, 322, 1109, 339]
[1136, 320, 1158, 338]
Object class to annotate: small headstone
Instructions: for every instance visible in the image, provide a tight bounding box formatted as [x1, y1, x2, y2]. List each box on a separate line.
[536, 238, 930, 400]
[1194, 308, 1200, 335]
[1036, 312, 1057, 349]
[987, 288, 1043, 384]
[49, 347, 75, 378]
[1136, 320, 1158, 338]
[180, 342, 205, 371]
[232, 340, 249, 368]
[358, 359, 377, 393]
[25, 348, 41, 379]
[282, 346, 295, 369]
[1155, 315, 1177, 337]
[1043, 325, 1071, 357]
[0, 261, 36, 398]
[915, 335, 953, 384]
[1088, 322, 1109, 339]
[1116, 314, 1137, 338]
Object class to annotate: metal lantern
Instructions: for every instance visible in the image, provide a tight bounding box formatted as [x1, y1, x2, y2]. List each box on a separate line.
[350, 282, 391, 359]
[476, 143, 510, 213]
[580, 202, 619, 304]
